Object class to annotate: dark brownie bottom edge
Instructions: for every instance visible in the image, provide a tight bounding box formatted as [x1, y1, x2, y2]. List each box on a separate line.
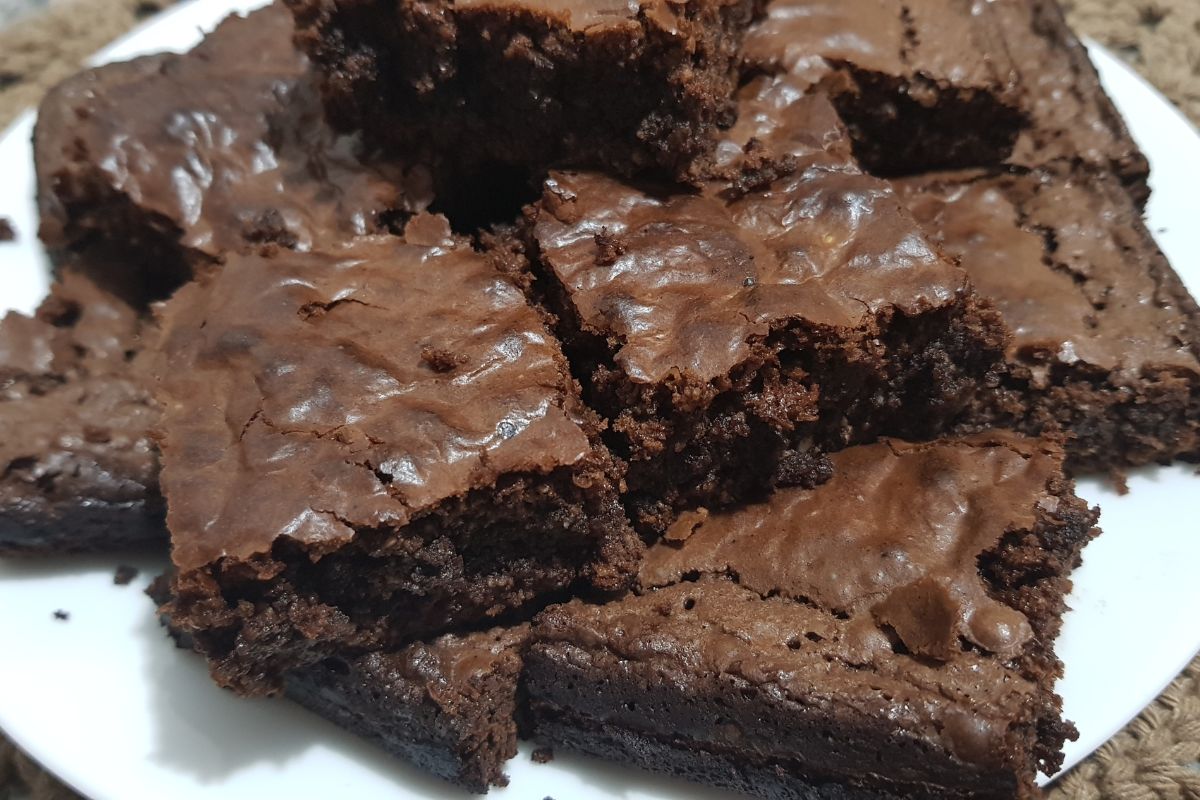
[524, 438, 1097, 800]
[0, 502, 165, 557]
[284, 653, 522, 793]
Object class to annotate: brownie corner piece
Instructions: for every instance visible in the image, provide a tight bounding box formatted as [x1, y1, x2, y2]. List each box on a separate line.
[34, 2, 426, 304]
[525, 434, 1097, 799]
[285, 624, 530, 793]
[741, 0, 1027, 176]
[895, 167, 1200, 470]
[149, 572, 527, 792]
[156, 217, 640, 694]
[0, 267, 163, 556]
[990, 0, 1150, 205]
[287, 0, 763, 181]
[522, 89, 1007, 533]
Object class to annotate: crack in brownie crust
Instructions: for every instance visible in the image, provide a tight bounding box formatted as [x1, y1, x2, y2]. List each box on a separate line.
[156, 216, 640, 695]
[895, 168, 1200, 470]
[0, 268, 163, 556]
[287, 0, 764, 183]
[525, 435, 1098, 800]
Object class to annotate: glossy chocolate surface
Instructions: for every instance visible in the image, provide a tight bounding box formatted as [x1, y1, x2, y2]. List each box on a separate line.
[157, 217, 593, 572]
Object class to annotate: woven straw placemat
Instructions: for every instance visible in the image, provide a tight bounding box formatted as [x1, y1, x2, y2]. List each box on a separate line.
[1, 0, 1198, 797]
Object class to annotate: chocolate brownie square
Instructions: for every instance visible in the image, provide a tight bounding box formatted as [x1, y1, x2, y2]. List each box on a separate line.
[525, 435, 1097, 799]
[988, 0, 1150, 206]
[287, 0, 764, 182]
[285, 626, 529, 792]
[148, 575, 526, 791]
[156, 215, 641, 694]
[894, 169, 1200, 471]
[35, 3, 429, 303]
[740, 0, 1026, 175]
[0, 268, 163, 556]
[522, 85, 1007, 534]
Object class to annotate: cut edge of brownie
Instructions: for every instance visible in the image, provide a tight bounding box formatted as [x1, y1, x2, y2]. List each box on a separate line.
[0, 503, 166, 558]
[813, 64, 1028, 178]
[34, 53, 218, 306]
[168, 439, 638, 695]
[283, 627, 528, 793]
[897, 168, 1200, 472]
[518, 190, 1009, 534]
[739, 0, 1028, 177]
[523, 435, 1098, 799]
[286, 0, 763, 182]
[148, 575, 527, 793]
[0, 267, 166, 557]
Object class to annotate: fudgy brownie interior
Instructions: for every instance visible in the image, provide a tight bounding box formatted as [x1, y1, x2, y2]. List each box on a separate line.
[287, 0, 764, 182]
[741, 0, 1026, 175]
[284, 625, 530, 792]
[895, 168, 1200, 470]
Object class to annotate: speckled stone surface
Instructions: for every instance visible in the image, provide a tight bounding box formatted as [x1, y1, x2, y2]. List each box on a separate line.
[0, 1, 1197, 798]
[1063, 0, 1199, 125]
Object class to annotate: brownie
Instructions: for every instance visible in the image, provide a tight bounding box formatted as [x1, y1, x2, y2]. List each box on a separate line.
[284, 626, 529, 792]
[525, 435, 1098, 800]
[894, 169, 1200, 471]
[987, 0, 1150, 206]
[34, 3, 430, 304]
[287, 0, 764, 182]
[522, 85, 1007, 535]
[147, 574, 527, 791]
[0, 217, 14, 241]
[740, 0, 1026, 175]
[0, 269, 163, 556]
[156, 215, 641, 695]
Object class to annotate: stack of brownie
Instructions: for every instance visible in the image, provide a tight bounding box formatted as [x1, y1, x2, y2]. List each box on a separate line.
[3, 0, 1198, 796]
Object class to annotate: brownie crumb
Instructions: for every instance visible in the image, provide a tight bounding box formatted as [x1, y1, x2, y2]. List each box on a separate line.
[242, 209, 299, 250]
[531, 747, 555, 764]
[594, 228, 627, 267]
[1110, 470, 1130, 496]
[774, 450, 835, 489]
[420, 346, 469, 373]
[114, 564, 140, 585]
[0, 217, 15, 241]
[53, 610, 70, 621]
[723, 138, 797, 199]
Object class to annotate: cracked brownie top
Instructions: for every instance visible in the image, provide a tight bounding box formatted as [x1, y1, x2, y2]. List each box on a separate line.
[156, 215, 595, 573]
[895, 169, 1200, 383]
[530, 433, 1098, 794]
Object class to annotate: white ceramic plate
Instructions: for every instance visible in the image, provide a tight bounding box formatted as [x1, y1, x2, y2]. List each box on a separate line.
[1, 3, 1199, 797]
